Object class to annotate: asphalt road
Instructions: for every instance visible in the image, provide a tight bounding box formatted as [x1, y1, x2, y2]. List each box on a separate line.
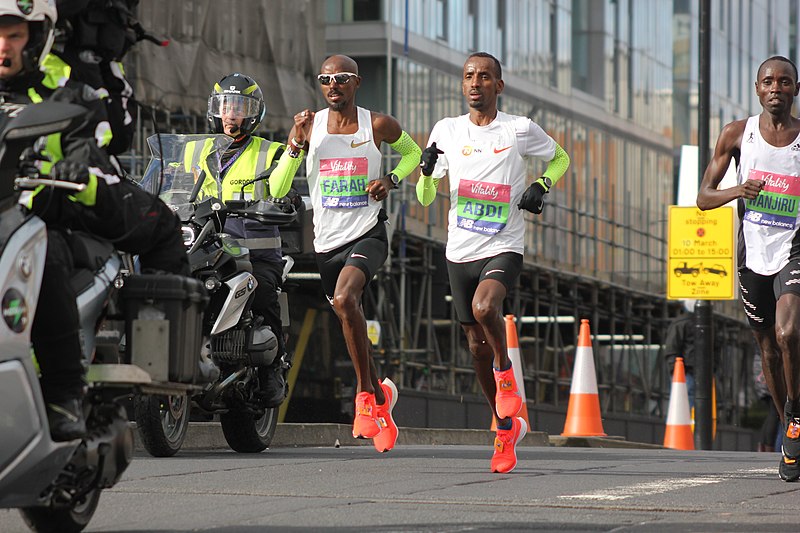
[0, 446, 793, 532]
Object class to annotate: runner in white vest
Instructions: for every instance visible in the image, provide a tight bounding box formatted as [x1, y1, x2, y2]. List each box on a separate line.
[417, 52, 570, 474]
[270, 55, 421, 453]
[697, 55, 800, 482]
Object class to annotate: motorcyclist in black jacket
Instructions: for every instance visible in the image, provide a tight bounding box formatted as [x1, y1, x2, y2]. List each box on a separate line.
[0, 0, 188, 441]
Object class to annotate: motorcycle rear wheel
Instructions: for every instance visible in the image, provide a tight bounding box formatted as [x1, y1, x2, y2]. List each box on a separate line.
[134, 393, 190, 457]
[20, 487, 101, 533]
[219, 406, 278, 453]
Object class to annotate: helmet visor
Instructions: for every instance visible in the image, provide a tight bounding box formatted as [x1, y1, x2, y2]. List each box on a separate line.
[208, 94, 260, 119]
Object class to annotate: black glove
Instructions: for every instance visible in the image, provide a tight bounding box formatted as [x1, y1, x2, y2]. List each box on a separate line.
[18, 147, 49, 178]
[420, 142, 444, 176]
[518, 179, 549, 214]
[51, 160, 90, 184]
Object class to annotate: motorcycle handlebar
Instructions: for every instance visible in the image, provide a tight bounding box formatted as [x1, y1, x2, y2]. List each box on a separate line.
[15, 176, 87, 193]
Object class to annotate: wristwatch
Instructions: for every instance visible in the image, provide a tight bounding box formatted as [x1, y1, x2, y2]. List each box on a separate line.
[387, 173, 400, 189]
[540, 176, 553, 190]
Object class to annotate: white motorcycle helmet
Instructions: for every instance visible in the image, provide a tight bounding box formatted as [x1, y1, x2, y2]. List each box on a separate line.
[0, 0, 56, 73]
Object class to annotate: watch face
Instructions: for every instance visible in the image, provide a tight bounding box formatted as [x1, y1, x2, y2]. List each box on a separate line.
[543, 177, 552, 189]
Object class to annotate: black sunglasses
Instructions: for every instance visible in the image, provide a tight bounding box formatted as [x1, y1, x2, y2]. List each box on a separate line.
[317, 72, 358, 86]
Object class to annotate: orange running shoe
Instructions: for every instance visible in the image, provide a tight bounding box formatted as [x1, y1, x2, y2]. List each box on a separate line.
[780, 414, 800, 482]
[490, 417, 527, 473]
[493, 365, 522, 419]
[372, 378, 399, 453]
[352, 391, 380, 439]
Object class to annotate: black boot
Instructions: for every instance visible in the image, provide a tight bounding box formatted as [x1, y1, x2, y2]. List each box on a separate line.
[258, 357, 289, 408]
[46, 397, 86, 442]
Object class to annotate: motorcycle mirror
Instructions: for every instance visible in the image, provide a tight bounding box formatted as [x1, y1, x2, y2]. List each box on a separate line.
[0, 102, 86, 143]
[238, 163, 277, 200]
[188, 169, 206, 203]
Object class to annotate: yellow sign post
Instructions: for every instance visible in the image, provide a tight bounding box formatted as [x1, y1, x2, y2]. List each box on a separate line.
[667, 206, 735, 300]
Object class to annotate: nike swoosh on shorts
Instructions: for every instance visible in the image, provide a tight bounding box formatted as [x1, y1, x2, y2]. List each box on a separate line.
[351, 253, 368, 259]
[485, 269, 505, 276]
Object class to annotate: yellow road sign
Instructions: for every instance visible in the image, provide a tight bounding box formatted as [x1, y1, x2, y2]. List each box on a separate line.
[668, 206, 735, 300]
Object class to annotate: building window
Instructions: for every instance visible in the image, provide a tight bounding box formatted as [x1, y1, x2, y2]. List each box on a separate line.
[436, 0, 448, 41]
[571, 0, 605, 99]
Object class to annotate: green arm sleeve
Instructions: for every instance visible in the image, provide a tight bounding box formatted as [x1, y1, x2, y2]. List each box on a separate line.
[416, 176, 440, 207]
[388, 130, 422, 181]
[541, 143, 570, 187]
[269, 146, 304, 198]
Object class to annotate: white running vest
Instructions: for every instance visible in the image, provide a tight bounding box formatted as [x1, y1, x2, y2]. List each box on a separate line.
[426, 112, 556, 263]
[306, 107, 384, 253]
[738, 115, 800, 275]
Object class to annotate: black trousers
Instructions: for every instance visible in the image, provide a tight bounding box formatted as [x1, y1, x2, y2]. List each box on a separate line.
[251, 260, 285, 359]
[33, 229, 84, 403]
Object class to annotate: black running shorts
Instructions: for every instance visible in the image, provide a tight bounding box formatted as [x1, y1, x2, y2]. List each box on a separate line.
[446, 252, 522, 324]
[739, 258, 800, 330]
[315, 220, 389, 302]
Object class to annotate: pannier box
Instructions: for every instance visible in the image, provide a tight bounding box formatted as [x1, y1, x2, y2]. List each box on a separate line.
[120, 274, 208, 383]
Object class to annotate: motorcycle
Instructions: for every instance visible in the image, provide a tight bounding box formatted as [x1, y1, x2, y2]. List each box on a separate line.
[0, 104, 205, 532]
[134, 134, 298, 456]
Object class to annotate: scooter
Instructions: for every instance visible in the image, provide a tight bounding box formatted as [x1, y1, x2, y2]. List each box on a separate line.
[0, 103, 205, 532]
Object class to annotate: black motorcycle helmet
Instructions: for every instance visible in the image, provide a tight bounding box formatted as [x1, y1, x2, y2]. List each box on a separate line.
[207, 73, 265, 137]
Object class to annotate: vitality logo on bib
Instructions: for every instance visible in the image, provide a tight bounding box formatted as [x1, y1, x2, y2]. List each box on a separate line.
[455, 179, 511, 235]
[744, 169, 800, 230]
[319, 157, 369, 208]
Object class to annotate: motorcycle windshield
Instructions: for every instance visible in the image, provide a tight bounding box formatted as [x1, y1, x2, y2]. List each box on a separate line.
[139, 134, 233, 221]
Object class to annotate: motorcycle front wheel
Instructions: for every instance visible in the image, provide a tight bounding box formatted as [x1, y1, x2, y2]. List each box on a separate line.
[133, 393, 191, 457]
[219, 406, 278, 453]
[20, 487, 101, 533]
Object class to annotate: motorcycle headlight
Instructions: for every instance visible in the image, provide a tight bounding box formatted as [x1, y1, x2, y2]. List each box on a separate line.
[181, 225, 195, 247]
[204, 277, 220, 292]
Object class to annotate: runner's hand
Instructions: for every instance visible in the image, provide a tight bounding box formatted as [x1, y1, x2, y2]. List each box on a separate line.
[518, 181, 548, 214]
[420, 142, 444, 176]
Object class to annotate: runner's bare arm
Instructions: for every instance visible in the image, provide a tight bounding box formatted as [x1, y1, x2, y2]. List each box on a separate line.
[697, 120, 762, 210]
[270, 109, 314, 198]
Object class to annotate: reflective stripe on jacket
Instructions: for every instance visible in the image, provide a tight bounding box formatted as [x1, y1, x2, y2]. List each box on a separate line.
[184, 136, 284, 262]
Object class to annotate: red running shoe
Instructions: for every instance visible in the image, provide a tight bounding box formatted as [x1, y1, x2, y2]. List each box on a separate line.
[352, 391, 380, 439]
[490, 417, 527, 473]
[493, 365, 522, 419]
[372, 378, 399, 452]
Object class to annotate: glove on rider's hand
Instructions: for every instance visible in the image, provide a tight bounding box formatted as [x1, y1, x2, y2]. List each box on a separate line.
[518, 179, 549, 214]
[51, 160, 90, 185]
[18, 147, 49, 178]
[419, 142, 444, 177]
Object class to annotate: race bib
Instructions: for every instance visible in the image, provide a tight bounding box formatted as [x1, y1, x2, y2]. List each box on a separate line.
[744, 169, 800, 230]
[455, 179, 511, 235]
[319, 157, 369, 208]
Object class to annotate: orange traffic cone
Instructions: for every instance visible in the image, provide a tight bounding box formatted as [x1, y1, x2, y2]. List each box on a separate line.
[562, 319, 606, 436]
[491, 315, 530, 430]
[663, 356, 694, 450]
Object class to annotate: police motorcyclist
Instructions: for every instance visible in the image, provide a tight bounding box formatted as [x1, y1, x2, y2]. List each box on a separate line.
[184, 73, 303, 407]
[0, 0, 188, 440]
[52, 0, 138, 155]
